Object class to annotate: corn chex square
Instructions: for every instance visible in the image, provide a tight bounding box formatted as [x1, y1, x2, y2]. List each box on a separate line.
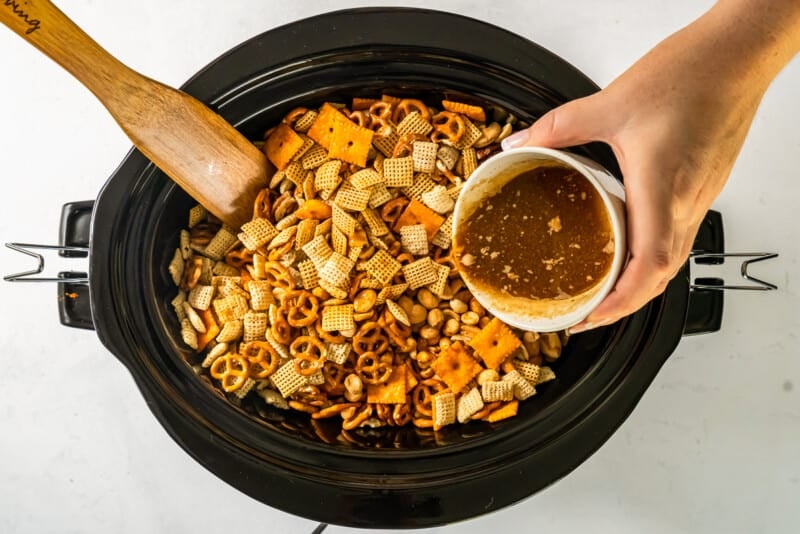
[399, 224, 428, 256]
[401, 173, 437, 201]
[168, 249, 184, 286]
[372, 128, 400, 157]
[216, 319, 243, 343]
[324, 342, 351, 365]
[385, 300, 410, 327]
[297, 259, 319, 290]
[373, 153, 385, 175]
[482, 380, 514, 402]
[469, 317, 521, 369]
[335, 182, 371, 212]
[396, 111, 433, 137]
[204, 226, 238, 261]
[362, 208, 390, 237]
[331, 204, 358, 236]
[294, 109, 318, 133]
[294, 219, 318, 250]
[412, 141, 438, 174]
[248, 280, 275, 311]
[301, 143, 329, 170]
[239, 218, 279, 251]
[512, 360, 541, 385]
[461, 147, 478, 178]
[314, 218, 332, 238]
[454, 117, 483, 149]
[375, 283, 409, 306]
[536, 366, 556, 385]
[349, 168, 384, 190]
[271, 361, 308, 398]
[321, 304, 355, 332]
[457, 387, 485, 423]
[421, 185, 454, 215]
[302, 235, 334, 269]
[291, 135, 316, 163]
[503, 370, 536, 400]
[188, 284, 214, 311]
[331, 225, 348, 257]
[212, 294, 250, 324]
[188, 204, 207, 228]
[427, 262, 451, 297]
[368, 184, 393, 208]
[318, 278, 349, 299]
[213, 261, 240, 277]
[383, 156, 414, 188]
[281, 161, 305, 186]
[447, 184, 463, 200]
[431, 213, 454, 249]
[364, 249, 402, 285]
[243, 311, 268, 342]
[318, 252, 354, 288]
[432, 391, 456, 431]
[402, 257, 438, 289]
[314, 160, 343, 192]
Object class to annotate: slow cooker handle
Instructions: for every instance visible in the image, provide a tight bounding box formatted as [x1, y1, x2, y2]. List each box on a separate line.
[683, 210, 777, 335]
[3, 201, 95, 330]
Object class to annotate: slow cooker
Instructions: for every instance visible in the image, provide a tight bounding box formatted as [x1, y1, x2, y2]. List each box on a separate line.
[4, 8, 776, 529]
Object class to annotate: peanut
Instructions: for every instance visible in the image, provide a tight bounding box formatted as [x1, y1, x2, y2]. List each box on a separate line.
[461, 311, 480, 326]
[353, 289, 377, 313]
[409, 304, 428, 325]
[420, 325, 440, 341]
[540, 332, 562, 360]
[344, 374, 364, 402]
[398, 295, 415, 317]
[477, 369, 500, 385]
[443, 318, 461, 337]
[427, 308, 445, 329]
[469, 298, 485, 316]
[450, 298, 468, 314]
[417, 288, 440, 309]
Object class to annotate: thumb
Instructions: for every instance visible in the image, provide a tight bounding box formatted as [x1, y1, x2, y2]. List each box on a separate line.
[502, 95, 606, 150]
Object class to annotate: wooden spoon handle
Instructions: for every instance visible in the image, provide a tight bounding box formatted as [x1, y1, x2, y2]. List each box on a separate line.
[0, 0, 134, 101]
[1, 0, 268, 229]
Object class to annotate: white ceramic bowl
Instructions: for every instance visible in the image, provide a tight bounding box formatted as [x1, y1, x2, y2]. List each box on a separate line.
[451, 147, 627, 332]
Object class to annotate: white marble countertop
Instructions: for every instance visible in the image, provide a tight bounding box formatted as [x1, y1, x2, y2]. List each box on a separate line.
[1, 1, 797, 533]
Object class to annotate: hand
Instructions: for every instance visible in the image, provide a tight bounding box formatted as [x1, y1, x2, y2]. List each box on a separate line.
[501, 2, 797, 332]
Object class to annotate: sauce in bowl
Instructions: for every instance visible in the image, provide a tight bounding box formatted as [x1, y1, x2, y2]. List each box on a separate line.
[454, 164, 614, 301]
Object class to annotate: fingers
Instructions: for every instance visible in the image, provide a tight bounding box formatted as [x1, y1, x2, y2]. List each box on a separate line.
[570, 159, 678, 334]
[501, 95, 608, 150]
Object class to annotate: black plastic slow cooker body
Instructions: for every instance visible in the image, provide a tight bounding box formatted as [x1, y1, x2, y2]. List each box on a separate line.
[68, 9, 721, 529]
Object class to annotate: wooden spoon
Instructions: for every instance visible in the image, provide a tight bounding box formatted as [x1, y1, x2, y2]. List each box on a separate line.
[1, 0, 267, 229]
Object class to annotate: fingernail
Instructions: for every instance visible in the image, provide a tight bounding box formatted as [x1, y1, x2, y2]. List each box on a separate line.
[568, 322, 592, 335]
[568, 317, 611, 335]
[501, 129, 529, 150]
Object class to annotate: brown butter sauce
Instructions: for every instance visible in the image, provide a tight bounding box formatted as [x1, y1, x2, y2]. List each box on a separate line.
[456, 164, 614, 300]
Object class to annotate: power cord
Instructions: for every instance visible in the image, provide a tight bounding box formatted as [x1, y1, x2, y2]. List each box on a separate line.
[311, 523, 328, 534]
